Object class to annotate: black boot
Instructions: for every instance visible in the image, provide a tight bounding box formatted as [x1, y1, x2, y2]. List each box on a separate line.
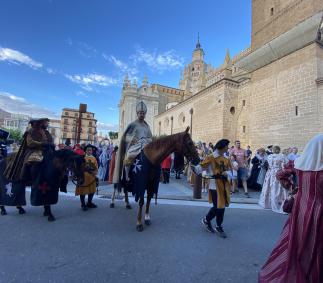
[48, 214, 56, 222]
[80, 195, 88, 211]
[0, 206, 7, 216]
[43, 205, 50, 216]
[87, 193, 97, 208]
[17, 206, 26, 215]
[46, 206, 55, 222]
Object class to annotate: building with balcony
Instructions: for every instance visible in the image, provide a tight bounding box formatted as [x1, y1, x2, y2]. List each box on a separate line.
[60, 104, 97, 145]
[3, 114, 30, 132]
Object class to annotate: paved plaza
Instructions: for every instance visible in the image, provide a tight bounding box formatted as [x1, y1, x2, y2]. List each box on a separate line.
[72, 175, 261, 205]
[0, 192, 286, 283]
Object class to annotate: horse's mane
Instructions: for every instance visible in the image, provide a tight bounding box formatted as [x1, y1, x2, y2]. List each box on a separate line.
[146, 132, 184, 151]
[54, 149, 79, 159]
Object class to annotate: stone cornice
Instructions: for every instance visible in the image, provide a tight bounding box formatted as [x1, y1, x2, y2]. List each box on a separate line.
[236, 11, 323, 73]
[154, 77, 240, 118]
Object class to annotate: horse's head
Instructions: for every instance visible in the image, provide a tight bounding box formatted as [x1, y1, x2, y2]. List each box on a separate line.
[179, 127, 200, 166]
[53, 149, 85, 186]
[69, 154, 85, 186]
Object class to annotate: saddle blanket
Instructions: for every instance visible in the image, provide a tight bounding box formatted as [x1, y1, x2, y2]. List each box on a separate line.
[126, 152, 161, 202]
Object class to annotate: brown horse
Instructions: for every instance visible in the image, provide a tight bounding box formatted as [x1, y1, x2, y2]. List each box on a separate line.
[110, 127, 200, 231]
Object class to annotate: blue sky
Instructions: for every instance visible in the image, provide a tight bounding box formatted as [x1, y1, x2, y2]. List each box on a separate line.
[0, 0, 251, 132]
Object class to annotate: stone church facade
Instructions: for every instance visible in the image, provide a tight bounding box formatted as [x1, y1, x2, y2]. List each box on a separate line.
[119, 0, 323, 149]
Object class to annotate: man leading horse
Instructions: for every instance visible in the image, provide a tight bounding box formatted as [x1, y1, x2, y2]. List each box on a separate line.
[4, 118, 83, 222]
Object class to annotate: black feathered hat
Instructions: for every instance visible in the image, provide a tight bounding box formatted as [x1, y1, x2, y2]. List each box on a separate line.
[214, 139, 230, 150]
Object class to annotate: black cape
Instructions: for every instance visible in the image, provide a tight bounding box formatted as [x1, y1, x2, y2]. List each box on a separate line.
[0, 155, 26, 206]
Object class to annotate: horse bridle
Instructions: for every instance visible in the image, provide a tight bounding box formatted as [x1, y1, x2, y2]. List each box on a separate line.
[70, 159, 85, 186]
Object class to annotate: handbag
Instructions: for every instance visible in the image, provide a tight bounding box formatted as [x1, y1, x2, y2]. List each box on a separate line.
[27, 150, 43, 163]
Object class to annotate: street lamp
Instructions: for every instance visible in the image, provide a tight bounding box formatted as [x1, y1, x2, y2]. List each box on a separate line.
[189, 108, 193, 136]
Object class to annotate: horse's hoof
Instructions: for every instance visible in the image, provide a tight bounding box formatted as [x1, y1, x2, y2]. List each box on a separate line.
[1, 210, 7, 216]
[136, 224, 144, 232]
[126, 204, 132, 210]
[144, 219, 151, 226]
[110, 203, 115, 208]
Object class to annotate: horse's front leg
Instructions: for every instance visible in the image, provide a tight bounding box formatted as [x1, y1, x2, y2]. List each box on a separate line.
[125, 191, 132, 209]
[144, 194, 152, 225]
[136, 197, 144, 232]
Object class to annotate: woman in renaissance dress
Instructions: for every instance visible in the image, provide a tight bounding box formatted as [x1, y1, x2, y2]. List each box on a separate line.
[259, 134, 323, 283]
[258, 146, 288, 214]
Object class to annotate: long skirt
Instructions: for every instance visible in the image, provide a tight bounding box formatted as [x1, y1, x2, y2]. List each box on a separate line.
[259, 169, 288, 214]
[259, 170, 323, 282]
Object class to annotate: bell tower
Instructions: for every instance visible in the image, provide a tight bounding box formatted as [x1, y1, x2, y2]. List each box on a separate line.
[179, 34, 208, 95]
[192, 33, 204, 62]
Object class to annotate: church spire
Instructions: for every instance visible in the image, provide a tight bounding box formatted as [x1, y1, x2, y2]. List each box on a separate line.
[196, 32, 201, 49]
[123, 73, 130, 89]
[223, 48, 231, 67]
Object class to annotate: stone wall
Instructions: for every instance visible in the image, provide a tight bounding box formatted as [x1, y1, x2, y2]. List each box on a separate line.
[252, 0, 323, 50]
[248, 43, 322, 150]
[317, 45, 323, 133]
[154, 81, 237, 143]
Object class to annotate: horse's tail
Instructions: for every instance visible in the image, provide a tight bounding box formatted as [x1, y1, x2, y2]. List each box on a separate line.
[155, 192, 158, 205]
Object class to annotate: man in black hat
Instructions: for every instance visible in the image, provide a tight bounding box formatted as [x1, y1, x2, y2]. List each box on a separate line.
[5, 118, 53, 184]
[4, 118, 56, 221]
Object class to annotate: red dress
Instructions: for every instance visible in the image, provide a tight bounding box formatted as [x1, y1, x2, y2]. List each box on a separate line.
[108, 151, 116, 183]
[259, 170, 323, 283]
[161, 155, 172, 169]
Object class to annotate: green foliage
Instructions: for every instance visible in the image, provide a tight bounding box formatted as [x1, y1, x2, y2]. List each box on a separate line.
[3, 128, 23, 143]
[108, 131, 118, 139]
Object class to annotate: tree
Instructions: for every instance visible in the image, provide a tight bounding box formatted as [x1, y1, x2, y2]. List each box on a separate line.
[3, 128, 23, 143]
[108, 131, 118, 139]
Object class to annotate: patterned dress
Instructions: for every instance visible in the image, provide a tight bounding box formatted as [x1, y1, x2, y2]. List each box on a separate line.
[259, 153, 288, 214]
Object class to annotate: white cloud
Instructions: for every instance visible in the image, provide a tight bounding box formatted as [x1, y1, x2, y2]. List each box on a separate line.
[108, 107, 116, 111]
[103, 54, 138, 81]
[0, 47, 43, 69]
[67, 38, 98, 58]
[46, 68, 55, 74]
[65, 73, 118, 90]
[75, 91, 89, 98]
[0, 91, 59, 119]
[131, 46, 184, 72]
[97, 122, 118, 132]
